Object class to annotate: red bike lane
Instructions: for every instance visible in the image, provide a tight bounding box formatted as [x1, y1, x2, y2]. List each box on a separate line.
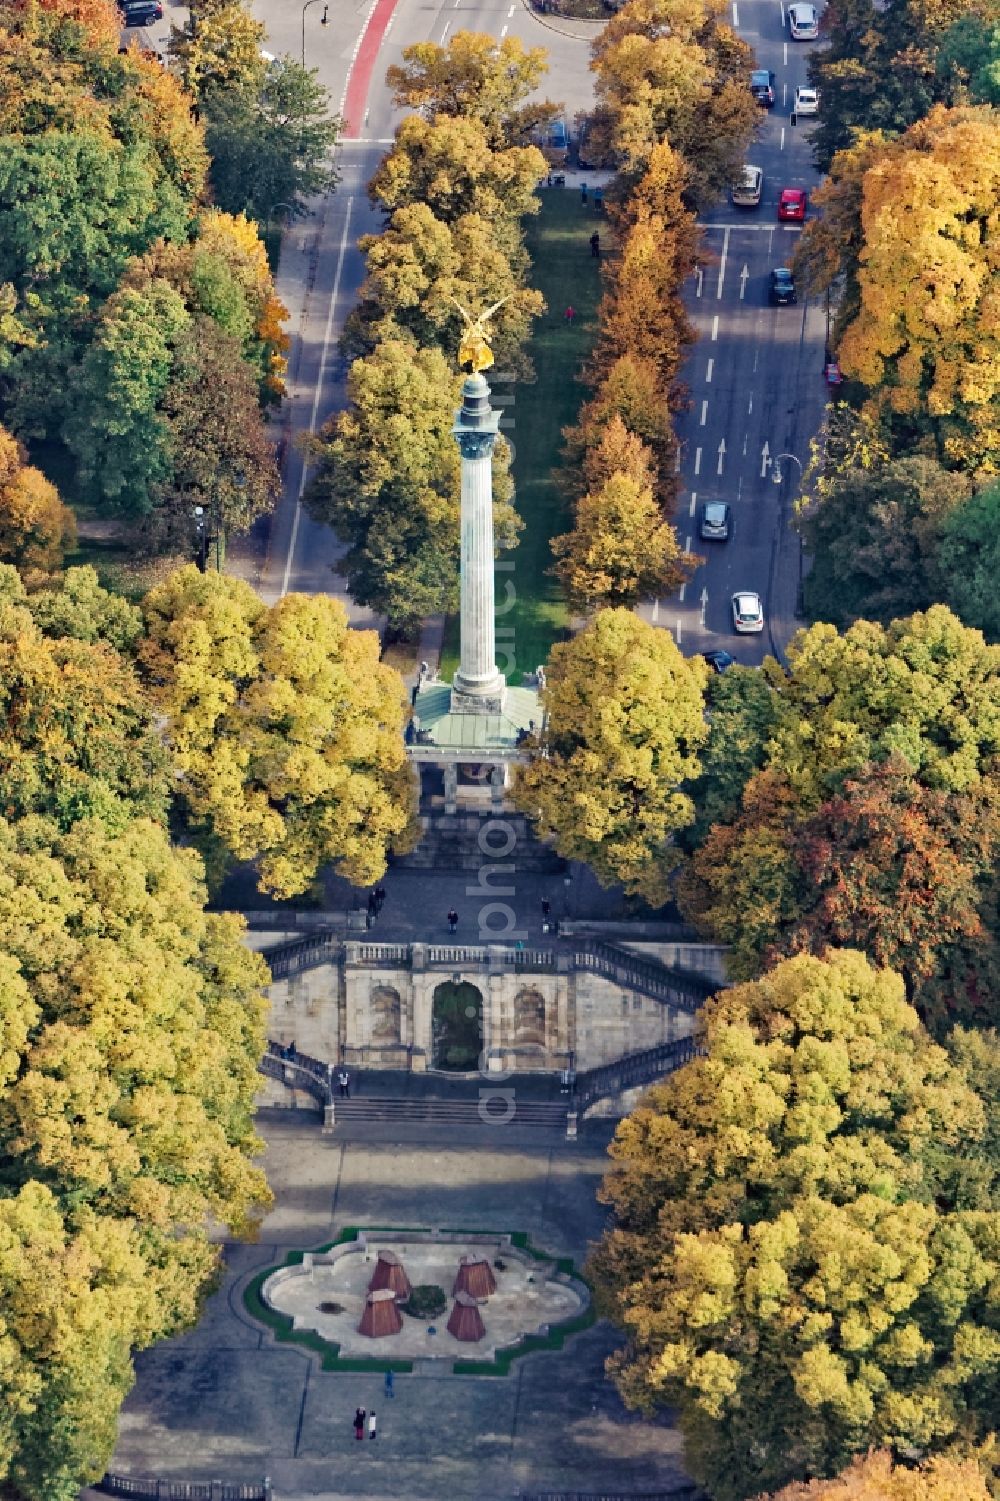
[341, 0, 401, 137]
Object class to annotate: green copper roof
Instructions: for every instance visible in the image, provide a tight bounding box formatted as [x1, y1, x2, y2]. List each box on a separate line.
[411, 682, 542, 752]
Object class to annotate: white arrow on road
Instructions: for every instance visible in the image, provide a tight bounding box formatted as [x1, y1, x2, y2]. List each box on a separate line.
[695, 267, 703, 298]
[717, 439, 726, 475]
[699, 587, 709, 626]
[760, 440, 771, 478]
[652, 598, 659, 623]
[739, 265, 749, 300]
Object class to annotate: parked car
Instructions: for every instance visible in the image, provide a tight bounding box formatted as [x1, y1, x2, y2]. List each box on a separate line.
[548, 118, 569, 153]
[119, 0, 162, 22]
[731, 591, 765, 633]
[700, 501, 732, 541]
[750, 68, 776, 106]
[769, 267, 797, 305]
[703, 650, 735, 673]
[793, 86, 819, 116]
[731, 165, 763, 207]
[778, 187, 807, 222]
[788, 2, 819, 38]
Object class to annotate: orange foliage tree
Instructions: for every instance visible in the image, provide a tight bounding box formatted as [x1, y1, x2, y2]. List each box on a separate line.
[0, 424, 76, 582]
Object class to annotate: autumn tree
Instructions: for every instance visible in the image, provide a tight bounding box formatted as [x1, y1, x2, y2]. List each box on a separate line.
[0, 814, 271, 1500]
[169, 1, 268, 101]
[305, 337, 517, 630]
[140, 566, 418, 897]
[345, 204, 543, 376]
[514, 609, 708, 902]
[18, 564, 144, 652]
[590, 948, 1000, 1501]
[562, 352, 679, 506]
[826, 107, 1000, 471]
[386, 30, 557, 147]
[0, 423, 76, 581]
[756, 1451, 993, 1501]
[589, 0, 758, 202]
[552, 472, 691, 611]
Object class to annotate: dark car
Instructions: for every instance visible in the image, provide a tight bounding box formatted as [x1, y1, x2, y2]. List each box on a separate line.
[750, 69, 776, 107]
[700, 501, 732, 541]
[120, 0, 162, 24]
[769, 267, 797, 305]
[703, 650, 735, 674]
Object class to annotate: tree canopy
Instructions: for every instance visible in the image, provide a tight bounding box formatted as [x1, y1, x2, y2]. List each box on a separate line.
[386, 30, 557, 147]
[590, 949, 1000, 1501]
[514, 609, 708, 902]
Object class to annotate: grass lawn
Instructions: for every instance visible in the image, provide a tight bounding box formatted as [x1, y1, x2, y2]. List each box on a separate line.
[440, 190, 603, 681]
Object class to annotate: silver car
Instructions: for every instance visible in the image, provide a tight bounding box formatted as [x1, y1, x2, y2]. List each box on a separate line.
[732, 591, 764, 633]
[788, 2, 818, 38]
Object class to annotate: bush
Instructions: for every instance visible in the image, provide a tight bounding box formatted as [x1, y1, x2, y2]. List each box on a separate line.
[405, 1284, 446, 1320]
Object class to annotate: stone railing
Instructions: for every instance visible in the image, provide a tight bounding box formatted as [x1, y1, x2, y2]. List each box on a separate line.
[259, 1041, 333, 1108]
[263, 932, 717, 1014]
[97, 1476, 271, 1499]
[572, 1036, 702, 1116]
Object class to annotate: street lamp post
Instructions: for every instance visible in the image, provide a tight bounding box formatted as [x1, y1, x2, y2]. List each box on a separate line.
[300, 0, 328, 66]
[193, 506, 207, 573]
[771, 452, 803, 487]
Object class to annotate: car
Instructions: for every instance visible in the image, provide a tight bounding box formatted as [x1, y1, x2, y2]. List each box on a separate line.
[700, 501, 732, 540]
[731, 165, 763, 207]
[769, 267, 797, 305]
[732, 591, 765, 633]
[778, 187, 807, 222]
[548, 118, 569, 152]
[750, 68, 776, 106]
[119, 0, 162, 21]
[703, 649, 735, 673]
[793, 86, 819, 116]
[788, 1, 819, 38]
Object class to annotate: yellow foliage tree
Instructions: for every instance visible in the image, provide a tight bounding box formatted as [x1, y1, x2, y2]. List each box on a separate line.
[552, 470, 692, 611]
[756, 1449, 993, 1499]
[0, 425, 76, 582]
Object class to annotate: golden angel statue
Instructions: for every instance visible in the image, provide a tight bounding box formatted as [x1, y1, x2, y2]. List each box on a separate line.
[450, 296, 511, 374]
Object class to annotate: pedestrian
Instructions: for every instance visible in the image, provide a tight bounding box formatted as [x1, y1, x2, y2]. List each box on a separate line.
[354, 1406, 366, 1441]
[367, 891, 377, 916]
[594, 185, 603, 211]
[365, 909, 373, 930]
[368, 1410, 378, 1441]
[447, 907, 458, 934]
[590, 231, 600, 259]
[564, 306, 575, 324]
[376, 885, 386, 912]
[541, 899, 551, 919]
[580, 181, 588, 204]
[384, 1369, 395, 1398]
[338, 1068, 350, 1099]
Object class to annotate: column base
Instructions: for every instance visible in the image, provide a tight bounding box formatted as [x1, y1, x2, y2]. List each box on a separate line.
[450, 676, 507, 715]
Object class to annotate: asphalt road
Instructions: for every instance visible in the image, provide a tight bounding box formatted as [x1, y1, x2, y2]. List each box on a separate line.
[139, 0, 828, 655]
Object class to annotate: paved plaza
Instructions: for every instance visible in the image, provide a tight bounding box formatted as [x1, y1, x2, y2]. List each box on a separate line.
[95, 1115, 693, 1501]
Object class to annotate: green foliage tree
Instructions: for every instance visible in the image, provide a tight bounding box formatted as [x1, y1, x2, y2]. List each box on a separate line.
[937, 479, 1000, 641]
[19, 564, 144, 652]
[140, 566, 419, 897]
[551, 470, 691, 611]
[305, 337, 517, 631]
[386, 30, 557, 147]
[680, 663, 778, 848]
[514, 609, 708, 903]
[590, 948, 1000, 1501]
[800, 456, 970, 629]
[62, 280, 190, 513]
[204, 57, 340, 224]
[169, 1, 268, 101]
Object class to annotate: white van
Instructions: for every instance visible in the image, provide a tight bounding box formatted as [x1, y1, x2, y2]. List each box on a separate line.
[731, 165, 763, 207]
[788, 2, 818, 38]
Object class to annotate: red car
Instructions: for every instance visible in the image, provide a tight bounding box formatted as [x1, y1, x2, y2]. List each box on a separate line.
[778, 188, 807, 222]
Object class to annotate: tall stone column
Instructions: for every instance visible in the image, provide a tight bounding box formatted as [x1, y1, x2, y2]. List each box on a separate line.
[451, 372, 506, 714]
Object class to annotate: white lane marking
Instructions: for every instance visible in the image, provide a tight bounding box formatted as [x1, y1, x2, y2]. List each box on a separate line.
[717, 439, 726, 475]
[782, 82, 787, 107]
[675, 620, 683, 646]
[743, 432, 748, 455]
[753, 348, 759, 373]
[711, 314, 719, 341]
[441, 20, 451, 41]
[700, 399, 709, 425]
[652, 599, 659, 622]
[760, 441, 771, 477]
[700, 587, 708, 625]
[352, 138, 396, 144]
[500, 22, 507, 33]
[508, 3, 515, 12]
[716, 226, 730, 298]
[685, 535, 692, 553]
[674, 447, 682, 473]
[739, 264, 749, 300]
[679, 582, 687, 602]
[738, 475, 743, 500]
[284, 197, 354, 598]
[780, 126, 786, 151]
[695, 267, 704, 297]
[694, 447, 702, 475]
[705, 358, 714, 382]
[783, 40, 788, 64]
[385, 13, 394, 28]
[732, 1, 739, 23]
[689, 490, 697, 517]
[748, 394, 753, 414]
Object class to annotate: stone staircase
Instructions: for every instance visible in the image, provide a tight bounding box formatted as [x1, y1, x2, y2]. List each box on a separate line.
[394, 809, 566, 872]
[328, 1094, 570, 1130]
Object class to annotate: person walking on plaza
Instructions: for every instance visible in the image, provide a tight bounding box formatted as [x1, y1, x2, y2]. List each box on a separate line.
[564, 305, 575, 324]
[369, 1411, 378, 1440]
[384, 1369, 394, 1398]
[590, 231, 600, 258]
[338, 1067, 350, 1098]
[580, 181, 587, 204]
[447, 908, 458, 934]
[354, 1407, 365, 1441]
[594, 184, 603, 211]
[375, 885, 386, 912]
